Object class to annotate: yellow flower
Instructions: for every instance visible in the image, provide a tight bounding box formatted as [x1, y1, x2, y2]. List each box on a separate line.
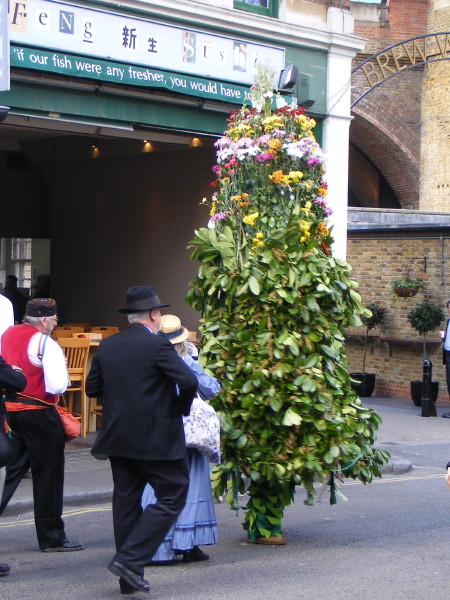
[269, 170, 290, 185]
[317, 187, 328, 196]
[209, 201, 217, 216]
[262, 116, 283, 131]
[302, 200, 312, 216]
[299, 219, 311, 242]
[228, 123, 254, 140]
[243, 212, 259, 226]
[268, 139, 282, 151]
[252, 232, 264, 247]
[288, 171, 304, 183]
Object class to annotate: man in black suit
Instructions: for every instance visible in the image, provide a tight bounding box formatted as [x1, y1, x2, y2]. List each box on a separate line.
[0, 356, 26, 577]
[86, 286, 197, 595]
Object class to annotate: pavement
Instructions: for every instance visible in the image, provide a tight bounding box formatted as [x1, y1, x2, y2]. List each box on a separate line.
[3, 395, 450, 516]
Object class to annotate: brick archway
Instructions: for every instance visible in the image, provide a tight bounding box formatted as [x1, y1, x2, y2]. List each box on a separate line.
[350, 110, 419, 210]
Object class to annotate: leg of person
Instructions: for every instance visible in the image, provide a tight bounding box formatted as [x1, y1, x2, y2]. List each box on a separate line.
[0, 466, 10, 577]
[0, 412, 31, 515]
[109, 457, 189, 593]
[108, 456, 152, 594]
[446, 354, 450, 397]
[17, 408, 83, 551]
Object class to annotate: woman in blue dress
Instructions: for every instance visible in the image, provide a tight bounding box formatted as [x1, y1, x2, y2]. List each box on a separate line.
[141, 314, 220, 564]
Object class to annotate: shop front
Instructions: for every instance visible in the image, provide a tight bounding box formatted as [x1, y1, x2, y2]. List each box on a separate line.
[0, 0, 357, 327]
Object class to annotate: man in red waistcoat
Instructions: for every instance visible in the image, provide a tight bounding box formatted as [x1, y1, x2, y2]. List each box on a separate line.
[0, 298, 84, 552]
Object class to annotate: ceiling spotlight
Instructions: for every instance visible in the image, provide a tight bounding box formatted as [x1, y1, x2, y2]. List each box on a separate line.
[189, 137, 202, 148]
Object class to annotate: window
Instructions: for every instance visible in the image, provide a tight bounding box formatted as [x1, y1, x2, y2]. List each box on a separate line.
[234, 0, 278, 18]
[10, 238, 32, 290]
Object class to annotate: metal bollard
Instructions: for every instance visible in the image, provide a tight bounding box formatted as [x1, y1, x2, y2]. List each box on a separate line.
[421, 359, 437, 417]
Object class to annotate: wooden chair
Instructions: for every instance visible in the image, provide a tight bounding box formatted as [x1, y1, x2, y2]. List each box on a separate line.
[57, 337, 90, 437]
[91, 326, 119, 339]
[88, 396, 103, 433]
[53, 326, 84, 340]
[187, 331, 199, 345]
[72, 332, 102, 344]
[63, 323, 91, 332]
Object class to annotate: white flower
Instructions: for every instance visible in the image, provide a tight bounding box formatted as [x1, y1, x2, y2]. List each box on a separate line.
[276, 95, 288, 109]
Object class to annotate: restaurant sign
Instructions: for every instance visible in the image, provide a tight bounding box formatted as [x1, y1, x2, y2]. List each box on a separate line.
[0, 0, 9, 90]
[10, 44, 254, 104]
[8, 0, 285, 87]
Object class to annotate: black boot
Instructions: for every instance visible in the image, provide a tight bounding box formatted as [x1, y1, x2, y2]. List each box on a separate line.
[182, 546, 209, 563]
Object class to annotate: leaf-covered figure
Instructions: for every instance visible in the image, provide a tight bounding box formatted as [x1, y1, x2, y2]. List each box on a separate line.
[186, 70, 389, 544]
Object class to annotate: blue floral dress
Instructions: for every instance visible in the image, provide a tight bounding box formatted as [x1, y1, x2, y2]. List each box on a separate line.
[141, 354, 220, 562]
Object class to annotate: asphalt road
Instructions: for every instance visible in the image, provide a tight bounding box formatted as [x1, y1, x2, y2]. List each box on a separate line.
[1, 461, 449, 600]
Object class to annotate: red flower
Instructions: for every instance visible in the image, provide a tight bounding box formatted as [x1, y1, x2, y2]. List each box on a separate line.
[321, 242, 329, 255]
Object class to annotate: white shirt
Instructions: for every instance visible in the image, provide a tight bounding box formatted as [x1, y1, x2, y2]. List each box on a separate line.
[27, 332, 70, 395]
[0, 294, 14, 354]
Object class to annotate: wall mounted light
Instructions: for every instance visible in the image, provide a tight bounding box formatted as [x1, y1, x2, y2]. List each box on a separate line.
[189, 137, 202, 148]
[91, 143, 100, 158]
[141, 141, 154, 153]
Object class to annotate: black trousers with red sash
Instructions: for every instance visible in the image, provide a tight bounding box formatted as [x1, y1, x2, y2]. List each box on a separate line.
[0, 405, 67, 549]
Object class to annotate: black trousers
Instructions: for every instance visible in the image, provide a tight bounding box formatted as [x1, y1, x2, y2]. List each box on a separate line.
[110, 455, 189, 576]
[445, 351, 450, 396]
[0, 408, 67, 548]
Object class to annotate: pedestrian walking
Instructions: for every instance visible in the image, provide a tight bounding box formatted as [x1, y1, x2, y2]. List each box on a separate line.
[0, 356, 26, 576]
[142, 314, 220, 564]
[0, 298, 83, 553]
[86, 285, 197, 595]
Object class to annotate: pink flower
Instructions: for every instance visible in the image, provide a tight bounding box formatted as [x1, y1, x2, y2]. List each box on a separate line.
[255, 153, 273, 163]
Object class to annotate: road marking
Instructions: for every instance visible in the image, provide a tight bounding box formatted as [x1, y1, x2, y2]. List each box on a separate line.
[0, 504, 112, 529]
[342, 473, 444, 486]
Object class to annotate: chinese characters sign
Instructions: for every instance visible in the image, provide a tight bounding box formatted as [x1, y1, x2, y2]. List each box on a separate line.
[8, 0, 284, 86]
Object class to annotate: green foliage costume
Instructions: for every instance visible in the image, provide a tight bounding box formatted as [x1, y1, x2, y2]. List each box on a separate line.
[187, 76, 389, 544]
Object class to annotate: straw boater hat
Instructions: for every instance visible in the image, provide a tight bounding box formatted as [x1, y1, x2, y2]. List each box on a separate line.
[159, 314, 189, 344]
[118, 285, 170, 314]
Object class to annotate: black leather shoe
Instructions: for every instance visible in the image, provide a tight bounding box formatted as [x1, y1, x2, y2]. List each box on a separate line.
[182, 546, 209, 563]
[108, 560, 150, 594]
[0, 563, 10, 577]
[119, 577, 137, 595]
[41, 540, 84, 552]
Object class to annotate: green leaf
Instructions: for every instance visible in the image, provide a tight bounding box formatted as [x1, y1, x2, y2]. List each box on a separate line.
[282, 408, 302, 426]
[248, 276, 261, 296]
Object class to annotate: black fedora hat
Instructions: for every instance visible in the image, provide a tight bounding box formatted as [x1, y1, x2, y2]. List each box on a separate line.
[118, 286, 170, 314]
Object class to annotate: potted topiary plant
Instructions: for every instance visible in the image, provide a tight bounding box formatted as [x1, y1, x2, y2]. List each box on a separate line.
[351, 302, 387, 397]
[407, 300, 445, 406]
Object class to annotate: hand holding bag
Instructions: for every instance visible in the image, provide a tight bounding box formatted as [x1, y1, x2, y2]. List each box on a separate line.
[183, 395, 221, 464]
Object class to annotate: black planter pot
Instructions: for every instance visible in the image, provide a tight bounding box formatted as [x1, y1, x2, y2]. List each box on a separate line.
[350, 373, 376, 397]
[410, 380, 439, 407]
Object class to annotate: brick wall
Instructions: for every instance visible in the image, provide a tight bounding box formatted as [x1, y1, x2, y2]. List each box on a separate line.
[350, 0, 431, 211]
[419, 0, 450, 212]
[346, 231, 450, 402]
[353, 0, 429, 45]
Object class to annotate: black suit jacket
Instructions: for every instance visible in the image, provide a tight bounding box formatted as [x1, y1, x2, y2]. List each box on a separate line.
[86, 323, 197, 460]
